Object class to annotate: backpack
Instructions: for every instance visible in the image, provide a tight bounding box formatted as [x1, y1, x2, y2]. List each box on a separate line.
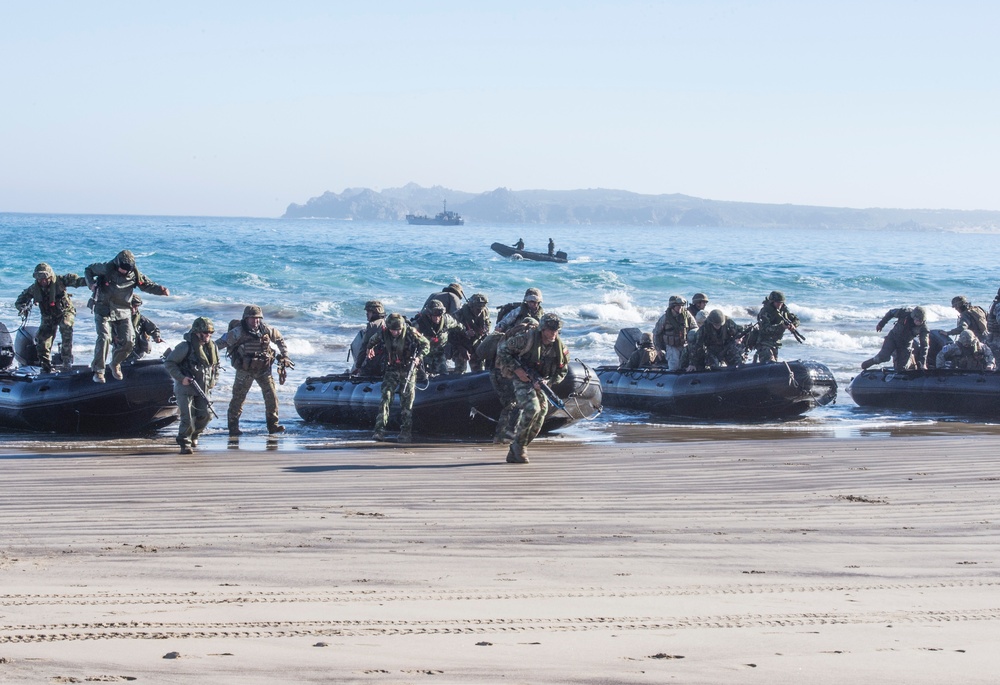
[496, 301, 520, 323]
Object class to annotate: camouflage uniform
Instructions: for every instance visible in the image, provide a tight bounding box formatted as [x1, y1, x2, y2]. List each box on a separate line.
[216, 305, 290, 435]
[687, 311, 748, 370]
[687, 293, 710, 327]
[862, 307, 929, 371]
[451, 294, 492, 373]
[366, 315, 430, 441]
[936, 331, 996, 370]
[497, 314, 569, 463]
[413, 303, 462, 375]
[164, 318, 220, 453]
[987, 290, 1000, 356]
[14, 263, 87, 372]
[422, 283, 464, 316]
[495, 288, 544, 332]
[123, 296, 162, 363]
[478, 317, 539, 443]
[84, 250, 169, 382]
[353, 301, 386, 375]
[946, 296, 988, 342]
[755, 293, 800, 363]
[626, 333, 661, 369]
[652, 300, 696, 369]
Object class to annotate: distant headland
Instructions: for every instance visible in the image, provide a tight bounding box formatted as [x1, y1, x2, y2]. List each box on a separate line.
[282, 183, 1000, 231]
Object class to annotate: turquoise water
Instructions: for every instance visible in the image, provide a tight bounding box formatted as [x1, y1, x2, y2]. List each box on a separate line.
[2, 212, 999, 448]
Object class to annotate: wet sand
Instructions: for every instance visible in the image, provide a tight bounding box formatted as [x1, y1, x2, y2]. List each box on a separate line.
[2, 436, 999, 683]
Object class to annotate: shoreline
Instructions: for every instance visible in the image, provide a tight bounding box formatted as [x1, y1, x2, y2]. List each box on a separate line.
[2, 436, 999, 683]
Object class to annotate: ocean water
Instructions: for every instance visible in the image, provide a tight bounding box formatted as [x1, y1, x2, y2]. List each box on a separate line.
[2, 212, 1000, 450]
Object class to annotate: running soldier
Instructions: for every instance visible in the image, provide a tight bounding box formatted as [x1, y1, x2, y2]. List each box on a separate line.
[216, 305, 292, 436]
[861, 306, 929, 371]
[164, 317, 220, 454]
[14, 263, 87, 373]
[84, 249, 170, 383]
[365, 313, 430, 442]
[653, 295, 697, 369]
[497, 312, 569, 464]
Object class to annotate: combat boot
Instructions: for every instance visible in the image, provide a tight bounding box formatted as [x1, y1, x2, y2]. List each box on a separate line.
[268, 424, 285, 434]
[505, 442, 529, 464]
[110, 363, 123, 380]
[398, 429, 412, 444]
[40, 361, 52, 374]
[372, 429, 387, 441]
[92, 371, 105, 384]
[228, 422, 243, 437]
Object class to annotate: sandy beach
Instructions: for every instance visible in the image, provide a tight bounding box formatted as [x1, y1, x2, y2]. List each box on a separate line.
[2, 435, 999, 684]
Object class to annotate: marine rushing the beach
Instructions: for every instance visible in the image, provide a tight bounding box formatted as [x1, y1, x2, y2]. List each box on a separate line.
[14, 262, 88, 373]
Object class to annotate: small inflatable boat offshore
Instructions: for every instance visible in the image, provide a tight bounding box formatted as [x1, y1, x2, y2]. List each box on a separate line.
[0, 322, 177, 434]
[294, 360, 602, 437]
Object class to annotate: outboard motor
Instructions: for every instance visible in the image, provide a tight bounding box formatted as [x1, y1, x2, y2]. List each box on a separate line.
[614, 327, 643, 366]
[14, 324, 40, 366]
[0, 322, 15, 371]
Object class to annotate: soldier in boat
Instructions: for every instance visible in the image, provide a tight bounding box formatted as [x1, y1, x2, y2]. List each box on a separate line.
[861, 306, 929, 371]
[936, 329, 995, 371]
[946, 295, 988, 342]
[686, 309, 749, 372]
[495, 288, 544, 332]
[754, 290, 801, 363]
[653, 295, 697, 370]
[688, 293, 710, 326]
[413, 300, 462, 375]
[121, 294, 163, 364]
[423, 283, 465, 316]
[452, 293, 492, 373]
[626, 332, 662, 369]
[14, 262, 88, 373]
[352, 300, 387, 376]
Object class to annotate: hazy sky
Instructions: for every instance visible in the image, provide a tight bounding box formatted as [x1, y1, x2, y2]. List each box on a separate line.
[2, 1, 998, 217]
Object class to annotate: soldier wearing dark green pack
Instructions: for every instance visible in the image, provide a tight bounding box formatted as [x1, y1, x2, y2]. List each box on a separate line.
[755, 291, 801, 363]
[626, 332, 661, 369]
[365, 313, 430, 442]
[85, 249, 170, 383]
[946, 295, 988, 342]
[936, 329, 995, 370]
[495, 288, 544, 333]
[477, 316, 538, 444]
[14, 263, 87, 373]
[452, 293, 492, 373]
[413, 300, 462, 375]
[216, 305, 291, 436]
[164, 317, 220, 454]
[686, 309, 749, 371]
[497, 312, 569, 464]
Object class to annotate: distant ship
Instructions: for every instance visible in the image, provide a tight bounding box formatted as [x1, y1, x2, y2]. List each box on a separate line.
[405, 200, 464, 226]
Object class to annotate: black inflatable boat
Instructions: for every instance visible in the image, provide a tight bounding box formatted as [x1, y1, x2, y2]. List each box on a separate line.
[0, 322, 177, 434]
[490, 242, 568, 263]
[848, 367, 1000, 416]
[294, 361, 602, 437]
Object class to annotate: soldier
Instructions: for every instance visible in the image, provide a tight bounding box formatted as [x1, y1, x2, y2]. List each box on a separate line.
[352, 300, 387, 375]
[423, 283, 464, 316]
[478, 316, 539, 444]
[452, 293, 492, 373]
[495, 288, 544, 332]
[755, 290, 801, 363]
[652, 295, 697, 369]
[514, 238, 525, 250]
[215, 305, 292, 436]
[688, 293, 710, 326]
[84, 249, 169, 383]
[365, 312, 430, 442]
[686, 309, 748, 371]
[14, 263, 87, 373]
[936, 329, 996, 371]
[497, 312, 569, 464]
[547, 238, 555, 256]
[861, 306, 929, 371]
[626, 332, 662, 369]
[164, 317, 220, 454]
[946, 295, 988, 341]
[988, 287, 1000, 356]
[413, 300, 462, 375]
[122, 294, 163, 363]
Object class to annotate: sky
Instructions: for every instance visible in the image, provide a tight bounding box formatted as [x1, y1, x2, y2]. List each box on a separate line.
[2, 0, 998, 217]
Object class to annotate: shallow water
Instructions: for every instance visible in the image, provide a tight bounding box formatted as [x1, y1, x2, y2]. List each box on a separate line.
[2, 213, 999, 449]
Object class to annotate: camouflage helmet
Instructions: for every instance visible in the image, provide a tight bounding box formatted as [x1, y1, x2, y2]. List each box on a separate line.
[912, 306, 927, 323]
[639, 332, 654, 346]
[191, 316, 214, 334]
[523, 287, 543, 304]
[469, 292, 488, 306]
[33, 263, 55, 281]
[243, 304, 263, 319]
[130, 294, 142, 307]
[958, 329, 977, 347]
[706, 309, 726, 326]
[425, 300, 446, 315]
[445, 283, 465, 299]
[951, 295, 969, 309]
[768, 290, 785, 303]
[113, 249, 136, 270]
[386, 313, 407, 331]
[365, 300, 385, 316]
[539, 312, 562, 331]
[692, 293, 709, 304]
[668, 295, 686, 308]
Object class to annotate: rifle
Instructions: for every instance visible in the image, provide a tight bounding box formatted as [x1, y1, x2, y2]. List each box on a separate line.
[188, 378, 219, 419]
[776, 310, 806, 343]
[519, 364, 567, 411]
[277, 355, 295, 385]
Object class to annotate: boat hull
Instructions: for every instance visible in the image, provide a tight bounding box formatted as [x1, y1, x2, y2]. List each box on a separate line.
[490, 242, 568, 263]
[0, 360, 178, 434]
[848, 368, 1000, 416]
[294, 361, 602, 436]
[406, 215, 464, 226]
[596, 360, 837, 420]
